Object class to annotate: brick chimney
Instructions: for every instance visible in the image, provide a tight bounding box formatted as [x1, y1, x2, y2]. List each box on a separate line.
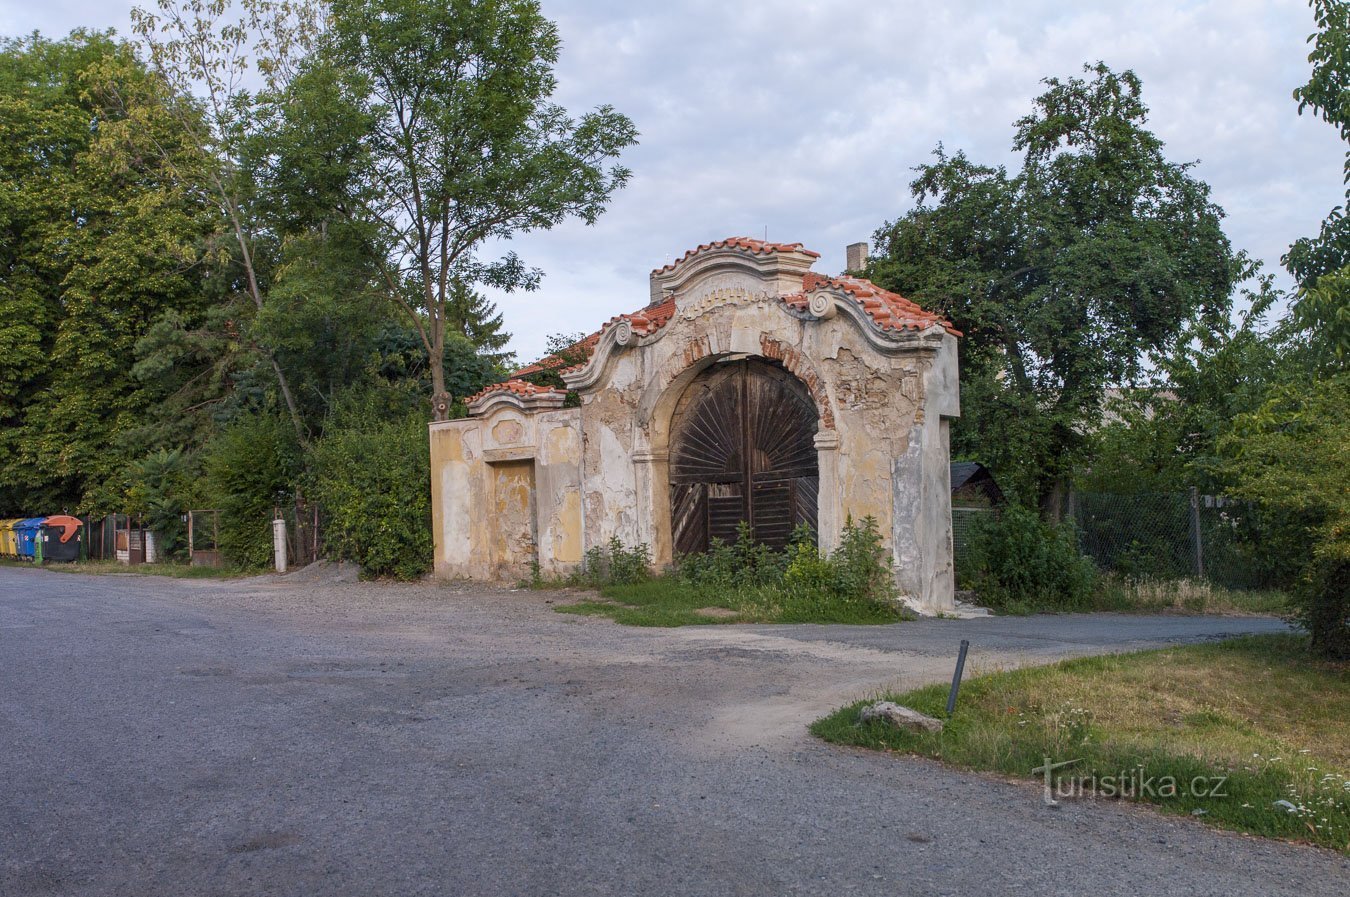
[845, 241, 869, 273]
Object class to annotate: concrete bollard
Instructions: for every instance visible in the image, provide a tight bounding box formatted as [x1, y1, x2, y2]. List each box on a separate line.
[272, 518, 288, 574]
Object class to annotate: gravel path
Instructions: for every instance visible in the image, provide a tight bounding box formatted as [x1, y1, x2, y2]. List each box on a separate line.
[1, 566, 1341, 896]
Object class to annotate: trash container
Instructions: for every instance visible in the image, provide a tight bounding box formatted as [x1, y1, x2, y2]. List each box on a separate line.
[0, 519, 21, 558]
[40, 515, 83, 563]
[14, 517, 47, 560]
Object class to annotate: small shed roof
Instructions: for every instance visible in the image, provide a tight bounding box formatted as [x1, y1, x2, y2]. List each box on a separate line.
[951, 462, 1005, 506]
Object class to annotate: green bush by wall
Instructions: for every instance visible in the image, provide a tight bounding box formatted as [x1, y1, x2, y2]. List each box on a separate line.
[308, 413, 432, 580]
[202, 413, 301, 569]
[966, 505, 1097, 611]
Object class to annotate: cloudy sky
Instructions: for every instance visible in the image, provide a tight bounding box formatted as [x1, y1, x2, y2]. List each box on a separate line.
[2, 0, 1342, 363]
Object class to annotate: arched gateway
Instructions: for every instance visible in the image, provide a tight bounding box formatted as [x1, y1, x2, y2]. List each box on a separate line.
[669, 359, 818, 554]
[429, 237, 964, 614]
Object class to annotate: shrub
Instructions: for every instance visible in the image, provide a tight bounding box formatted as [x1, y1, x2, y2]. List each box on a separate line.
[125, 447, 196, 559]
[676, 521, 789, 590]
[966, 505, 1097, 611]
[677, 517, 899, 607]
[567, 537, 652, 587]
[201, 413, 301, 569]
[308, 413, 433, 580]
[1295, 555, 1350, 660]
[828, 516, 900, 605]
[1221, 373, 1349, 658]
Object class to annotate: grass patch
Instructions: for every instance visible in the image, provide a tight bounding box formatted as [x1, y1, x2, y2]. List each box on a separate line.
[556, 577, 909, 627]
[812, 633, 1350, 853]
[990, 576, 1290, 616]
[1091, 577, 1289, 616]
[0, 559, 250, 579]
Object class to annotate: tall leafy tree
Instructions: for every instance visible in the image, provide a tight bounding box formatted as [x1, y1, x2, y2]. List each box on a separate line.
[1284, 0, 1350, 362]
[869, 63, 1245, 514]
[1210, 0, 1350, 657]
[322, 0, 638, 417]
[0, 33, 90, 511]
[132, 0, 327, 443]
[1222, 373, 1349, 657]
[0, 31, 212, 513]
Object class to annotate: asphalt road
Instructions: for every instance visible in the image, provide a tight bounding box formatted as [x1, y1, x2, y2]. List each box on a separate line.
[1, 566, 1343, 896]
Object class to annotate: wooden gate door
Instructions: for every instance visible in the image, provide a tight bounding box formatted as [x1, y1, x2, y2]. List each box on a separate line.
[670, 359, 819, 555]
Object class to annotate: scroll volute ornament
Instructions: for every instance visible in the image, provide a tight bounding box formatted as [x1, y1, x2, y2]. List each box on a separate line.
[807, 291, 837, 320]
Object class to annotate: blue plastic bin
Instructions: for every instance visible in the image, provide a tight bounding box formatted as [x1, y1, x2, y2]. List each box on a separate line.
[15, 517, 47, 559]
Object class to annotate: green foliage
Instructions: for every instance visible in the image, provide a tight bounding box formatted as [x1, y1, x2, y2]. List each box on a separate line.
[308, 410, 433, 580]
[1284, 2, 1350, 364]
[966, 506, 1097, 612]
[323, 0, 637, 404]
[0, 30, 213, 514]
[1081, 270, 1287, 498]
[202, 413, 302, 569]
[571, 537, 652, 587]
[676, 521, 791, 590]
[124, 449, 197, 559]
[676, 518, 900, 607]
[828, 517, 902, 606]
[1222, 373, 1350, 657]
[558, 518, 904, 627]
[869, 63, 1245, 511]
[516, 332, 589, 407]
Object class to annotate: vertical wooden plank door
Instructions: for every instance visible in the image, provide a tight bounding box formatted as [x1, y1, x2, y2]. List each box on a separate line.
[670, 359, 819, 555]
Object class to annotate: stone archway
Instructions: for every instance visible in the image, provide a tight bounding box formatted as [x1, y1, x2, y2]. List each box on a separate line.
[668, 358, 819, 554]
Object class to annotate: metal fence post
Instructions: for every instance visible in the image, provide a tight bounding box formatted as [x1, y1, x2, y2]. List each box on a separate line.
[1189, 486, 1204, 580]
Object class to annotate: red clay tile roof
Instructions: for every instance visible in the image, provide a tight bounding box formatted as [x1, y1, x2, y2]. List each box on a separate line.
[794, 272, 962, 337]
[652, 237, 820, 275]
[506, 295, 677, 381]
[467, 246, 959, 406]
[464, 379, 567, 406]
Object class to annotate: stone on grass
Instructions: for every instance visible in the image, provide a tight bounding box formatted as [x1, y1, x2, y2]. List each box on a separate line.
[858, 701, 944, 734]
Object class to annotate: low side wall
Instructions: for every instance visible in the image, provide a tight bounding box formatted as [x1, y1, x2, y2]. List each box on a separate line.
[430, 408, 583, 581]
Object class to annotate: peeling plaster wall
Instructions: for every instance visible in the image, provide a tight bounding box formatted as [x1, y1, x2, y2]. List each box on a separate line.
[428, 407, 582, 581]
[430, 420, 484, 579]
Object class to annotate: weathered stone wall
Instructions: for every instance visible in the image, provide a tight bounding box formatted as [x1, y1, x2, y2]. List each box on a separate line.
[429, 407, 582, 580]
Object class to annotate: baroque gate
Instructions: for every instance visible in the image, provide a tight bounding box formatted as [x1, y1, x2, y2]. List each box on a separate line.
[430, 237, 963, 613]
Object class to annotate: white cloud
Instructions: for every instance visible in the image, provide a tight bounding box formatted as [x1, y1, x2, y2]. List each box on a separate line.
[2, 0, 1341, 362]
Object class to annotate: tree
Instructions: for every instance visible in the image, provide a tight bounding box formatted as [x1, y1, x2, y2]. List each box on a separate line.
[447, 280, 512, 363]
[322, 0, 638, 417]
[1083, 275, 1287, 496]
[1221, 374, 1350, 658]
[0, 32, 89, 511]
[869, 64, 1245, 514]
[1284, 0, 1350, 363]
[1208, 1, 1350, 658]
[0, 31, 213, 514]
[131, 0, 327, 443]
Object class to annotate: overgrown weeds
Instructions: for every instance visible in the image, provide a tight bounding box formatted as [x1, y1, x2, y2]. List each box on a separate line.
[548, 517, 911, 626]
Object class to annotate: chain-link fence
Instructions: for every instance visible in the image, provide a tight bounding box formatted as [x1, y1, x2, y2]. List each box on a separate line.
[952, 507, 995, 579]
[952, 491, 1286, 591]
[1070, 490, 1283, 590]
